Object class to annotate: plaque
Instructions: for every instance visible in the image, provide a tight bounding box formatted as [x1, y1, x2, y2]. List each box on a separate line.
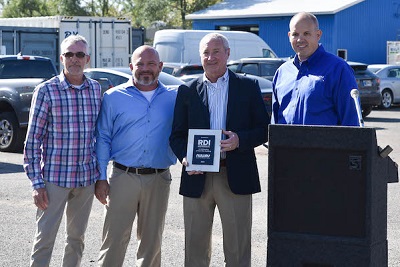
[186, 129, 222, 172]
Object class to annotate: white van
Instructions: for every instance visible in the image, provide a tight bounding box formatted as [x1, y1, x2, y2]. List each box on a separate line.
[153, 29, 277, 64]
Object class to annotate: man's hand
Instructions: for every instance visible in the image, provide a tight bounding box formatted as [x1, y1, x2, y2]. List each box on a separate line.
[182, 157, 203, 175]
[221, 130, 239, 152]
[95, 180, 110, 205]
[32, 188, 49, 210]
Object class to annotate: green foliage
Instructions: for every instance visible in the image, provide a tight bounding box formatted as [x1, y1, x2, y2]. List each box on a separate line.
[1, 0, 222, 29]
[111, 0, 222, 28]
[58, 0, 89, 16]
[2, 0, 51, 17]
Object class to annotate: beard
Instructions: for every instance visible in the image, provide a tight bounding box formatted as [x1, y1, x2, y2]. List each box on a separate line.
[135, 71, 158, 86]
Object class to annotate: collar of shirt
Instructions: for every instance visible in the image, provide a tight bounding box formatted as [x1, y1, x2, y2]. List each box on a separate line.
[125, 77, 167, 96]
[59, 71, 91, 91]
[203, 69, 229, 87]
[293, 44, 325, 69]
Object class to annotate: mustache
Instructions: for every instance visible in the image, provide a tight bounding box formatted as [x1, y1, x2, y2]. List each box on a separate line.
[139, 71, 154, 75]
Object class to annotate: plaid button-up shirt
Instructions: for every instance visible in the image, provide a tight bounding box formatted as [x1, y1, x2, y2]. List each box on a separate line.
[23, 71, 102, 189]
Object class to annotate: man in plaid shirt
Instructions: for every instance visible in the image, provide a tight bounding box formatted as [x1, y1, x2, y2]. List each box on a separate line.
[23, 34, 102, 267]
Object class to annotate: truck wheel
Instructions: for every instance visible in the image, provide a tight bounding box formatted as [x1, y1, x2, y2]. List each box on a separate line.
[361, 106, 373, 118]
[0, 112, 24, 152]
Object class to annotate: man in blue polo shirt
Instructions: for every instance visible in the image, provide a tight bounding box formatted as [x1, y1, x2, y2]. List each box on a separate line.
[95, 45, 177, 267]
[272, 12, 359, 126]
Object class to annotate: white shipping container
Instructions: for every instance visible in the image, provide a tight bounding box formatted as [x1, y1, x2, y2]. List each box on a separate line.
[0, 16, 132, 70]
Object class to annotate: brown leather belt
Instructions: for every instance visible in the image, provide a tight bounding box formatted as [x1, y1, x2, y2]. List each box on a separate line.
[113, 162, 168, 175]
[220, 159, 227, 167]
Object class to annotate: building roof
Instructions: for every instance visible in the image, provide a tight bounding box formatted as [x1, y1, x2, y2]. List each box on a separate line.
[186, 0, 365, 20]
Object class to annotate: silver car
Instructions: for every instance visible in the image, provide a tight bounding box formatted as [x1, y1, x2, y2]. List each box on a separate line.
[368, 64, 400, 109]
[84, 67, 184, 94]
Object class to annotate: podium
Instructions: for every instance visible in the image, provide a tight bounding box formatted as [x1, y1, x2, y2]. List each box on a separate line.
[267, 125, 398, 267]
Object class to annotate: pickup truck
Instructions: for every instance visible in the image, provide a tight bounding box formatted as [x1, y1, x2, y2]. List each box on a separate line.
[0, 55, 58, 152]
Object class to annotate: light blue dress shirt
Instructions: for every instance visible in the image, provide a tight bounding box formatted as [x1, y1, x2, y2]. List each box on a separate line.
[272, 45, 359, 126]
[95, 78, 177, 180]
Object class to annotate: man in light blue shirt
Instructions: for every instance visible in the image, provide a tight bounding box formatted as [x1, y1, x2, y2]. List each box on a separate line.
[95, 45, 177, 267]
[272, 12, 359, 126]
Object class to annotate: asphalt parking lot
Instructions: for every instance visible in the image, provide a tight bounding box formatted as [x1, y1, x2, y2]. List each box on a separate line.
[1, 107, 400, 267]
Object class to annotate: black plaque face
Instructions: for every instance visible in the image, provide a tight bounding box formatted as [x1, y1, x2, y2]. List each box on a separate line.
[192, 135, 215, 165]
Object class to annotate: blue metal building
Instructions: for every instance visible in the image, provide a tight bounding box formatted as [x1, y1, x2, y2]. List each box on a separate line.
[186, 0, 400, 64]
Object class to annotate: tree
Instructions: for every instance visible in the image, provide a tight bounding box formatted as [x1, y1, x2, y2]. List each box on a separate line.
[58, 0, 89, 16]
[172, 0, 221, 29]
[86, 0, 122, 17]
[118, 0, 221, 29]
[1, 0, 221, 30]
[2, 0, 51, 17]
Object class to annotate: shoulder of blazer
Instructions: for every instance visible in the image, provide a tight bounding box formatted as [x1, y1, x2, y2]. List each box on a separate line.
[228, 69, 240, 81]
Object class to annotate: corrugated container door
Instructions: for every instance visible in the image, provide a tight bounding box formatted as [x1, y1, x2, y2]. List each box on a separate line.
[94, 18, 131, 68]
[58, 17, 97, 68]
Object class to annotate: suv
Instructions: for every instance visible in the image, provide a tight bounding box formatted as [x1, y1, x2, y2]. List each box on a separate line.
[347, 61, 381, 117]
[0, 55, 58, 152]
[227, 57, 287, 81]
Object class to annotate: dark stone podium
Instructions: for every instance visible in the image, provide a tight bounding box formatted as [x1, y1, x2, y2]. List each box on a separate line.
[267, 125, 398, 267]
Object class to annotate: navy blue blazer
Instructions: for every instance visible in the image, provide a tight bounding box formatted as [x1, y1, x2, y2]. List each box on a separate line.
[169, 70, 270, 197]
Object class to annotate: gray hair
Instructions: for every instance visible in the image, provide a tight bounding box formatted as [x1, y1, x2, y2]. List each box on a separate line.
[199, 32, 230, 53]
[60, 34, 89, 54]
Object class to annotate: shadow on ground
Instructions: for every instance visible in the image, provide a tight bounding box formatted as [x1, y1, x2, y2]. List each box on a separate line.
[0, 161, 24, 174]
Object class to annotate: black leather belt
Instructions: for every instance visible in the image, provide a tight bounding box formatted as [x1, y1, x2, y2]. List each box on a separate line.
[220, 159, 226, 167]
[113, 162, 168, 175]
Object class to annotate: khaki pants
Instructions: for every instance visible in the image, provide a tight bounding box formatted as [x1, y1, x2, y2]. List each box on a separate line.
[98, 166, 171, 267]
[30, 182, 95, 267]
[184, 167, 252, 267]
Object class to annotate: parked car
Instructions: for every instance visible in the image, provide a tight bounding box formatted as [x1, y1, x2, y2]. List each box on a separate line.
[84, 67, 184, 93]
[0, 55, 58, 152]
[241, 73, 273, 115]
[347, 61, 381, 118]
[367, 64, 400, 109]
[227, 57, 287, 81]
[179, 74, 203, 83]
[162, 63, 204, 77]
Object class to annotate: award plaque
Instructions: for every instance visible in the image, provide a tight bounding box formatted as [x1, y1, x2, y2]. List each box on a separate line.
[186, 129, 222, 172]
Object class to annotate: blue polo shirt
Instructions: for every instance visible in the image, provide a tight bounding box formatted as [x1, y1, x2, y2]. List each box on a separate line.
[271, 44, 359, 126]
[95, 79, 177, 180]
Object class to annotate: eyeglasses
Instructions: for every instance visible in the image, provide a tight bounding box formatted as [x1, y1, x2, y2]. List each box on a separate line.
[62, 52, 87, 58]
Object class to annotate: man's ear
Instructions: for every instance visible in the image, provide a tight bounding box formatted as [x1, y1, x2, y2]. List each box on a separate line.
[317, 29, 322, 40]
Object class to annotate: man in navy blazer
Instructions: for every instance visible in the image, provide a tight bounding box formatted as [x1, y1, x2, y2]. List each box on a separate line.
[170, 32, 270, 266]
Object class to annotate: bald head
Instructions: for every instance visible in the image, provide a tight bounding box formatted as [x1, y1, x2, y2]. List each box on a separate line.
[288, 12, 322, 62]
[129, 45, 163, 91]
[289, 12, 319, 31]
[131, 45, 160, 63]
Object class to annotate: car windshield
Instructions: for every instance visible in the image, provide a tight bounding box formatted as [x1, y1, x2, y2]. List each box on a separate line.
[0, 60, 57, 79]
[260, 62, 285, 77]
